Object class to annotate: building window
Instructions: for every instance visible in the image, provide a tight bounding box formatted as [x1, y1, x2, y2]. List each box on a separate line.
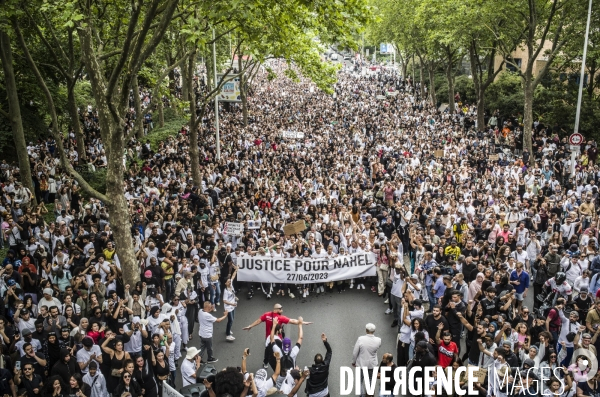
[506, 58, 522, 72]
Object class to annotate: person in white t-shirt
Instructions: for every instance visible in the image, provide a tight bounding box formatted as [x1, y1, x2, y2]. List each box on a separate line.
[180, 346, 201, 387]
[198, 301, 228, 363]
[77, 337, 103, 374]
[278, 369, 309, 397]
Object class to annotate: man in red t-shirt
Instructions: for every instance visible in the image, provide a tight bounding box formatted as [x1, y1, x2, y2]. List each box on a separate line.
[243, 303, 312, 367]
[435, 325, 458, 368]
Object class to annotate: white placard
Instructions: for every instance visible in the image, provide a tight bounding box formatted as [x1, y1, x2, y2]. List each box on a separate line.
[237, 252, 377, 284]
[163, 381, 184, 397]
[247, 219, 262, 229]
[223, 222, 244, 236]
[282, 131, 305, 139]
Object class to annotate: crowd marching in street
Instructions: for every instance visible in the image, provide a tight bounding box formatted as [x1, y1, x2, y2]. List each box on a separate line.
[0, 56, 600, 397]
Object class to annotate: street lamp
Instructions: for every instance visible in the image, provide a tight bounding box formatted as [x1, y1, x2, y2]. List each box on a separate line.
[572, 0, 592, 176]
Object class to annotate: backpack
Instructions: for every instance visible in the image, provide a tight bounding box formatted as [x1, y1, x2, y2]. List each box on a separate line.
[280, 351, 295, 373]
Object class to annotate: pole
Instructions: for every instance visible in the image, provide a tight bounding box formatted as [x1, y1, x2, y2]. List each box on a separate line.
[572, 0, 592, 176]
[212, 29, 220, 160]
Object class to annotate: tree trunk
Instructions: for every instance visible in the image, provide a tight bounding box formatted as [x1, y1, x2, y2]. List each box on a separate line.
[105, 133, 139, 285]
[239, 55, 248, 126]
[158, 93, 165, 128]
[446, 61, 455, 113]
[477, 88, 485, 131]
[67, 87, 86, 160]
[187, 51, 202, 187]
[0, 30, 37, 206]
[418, 57, 425, 98]
[427, 63, 437, 107]
[469, 45, 486, 130]
[132, 75, 144, 138]
[523, 78, 535, 165]
[181, 63, 189, 102]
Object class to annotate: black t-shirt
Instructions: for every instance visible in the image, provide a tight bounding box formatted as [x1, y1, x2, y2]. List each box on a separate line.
[19, 352, 46, 378]
[18, 373, 43, 397]
[480, 297, 499, 318]
[425, 315, 449, 345]
[468, 331, 487, 364]
[378, 363, 397, 394]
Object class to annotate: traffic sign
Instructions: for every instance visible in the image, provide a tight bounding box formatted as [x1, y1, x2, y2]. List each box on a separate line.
[569, 133, 584, 145]
[570, 144, 581, 152]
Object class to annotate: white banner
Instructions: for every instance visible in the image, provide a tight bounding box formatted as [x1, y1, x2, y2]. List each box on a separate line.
[236, 252, 377, 284]
[163, 381, 184, 397]
[223, 222, 244, 236]
[282, 130, 305, 139]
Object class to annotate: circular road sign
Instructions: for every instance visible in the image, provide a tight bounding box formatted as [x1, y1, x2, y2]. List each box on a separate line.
[569, 133, 584, 145]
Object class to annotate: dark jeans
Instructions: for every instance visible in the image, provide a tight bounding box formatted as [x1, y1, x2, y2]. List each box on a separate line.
[226, 310, 235, 336]
[200, 336, 214, 359]
[533, 283, 544, 309]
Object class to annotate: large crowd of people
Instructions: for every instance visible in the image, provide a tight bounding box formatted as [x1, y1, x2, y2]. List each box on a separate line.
[0, 55, 599, 397]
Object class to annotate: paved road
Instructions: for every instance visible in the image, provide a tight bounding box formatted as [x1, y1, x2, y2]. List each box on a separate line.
[181, 286, 399, 394]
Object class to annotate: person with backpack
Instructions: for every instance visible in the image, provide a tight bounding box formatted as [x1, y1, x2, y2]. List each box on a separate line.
[270, 317, 303, 389]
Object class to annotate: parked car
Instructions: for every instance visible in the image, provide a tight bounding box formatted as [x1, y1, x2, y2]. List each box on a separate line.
[330, 53, 338, 60]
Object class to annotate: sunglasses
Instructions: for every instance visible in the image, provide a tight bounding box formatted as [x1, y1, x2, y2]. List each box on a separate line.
[24, 368, 33, 371]
[123, 375, 131, 379]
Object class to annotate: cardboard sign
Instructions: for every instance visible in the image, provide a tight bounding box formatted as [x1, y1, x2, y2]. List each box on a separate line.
[434, 150, 445, 158]
[468, 365, 488, 384]
[223, 222, 244, 236]
[283, 220, 306, 236]
[376, 95, 386, 100]
[489, 154, 499, 160]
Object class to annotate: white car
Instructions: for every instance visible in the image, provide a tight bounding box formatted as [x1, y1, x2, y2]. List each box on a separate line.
[330, 53, 338, 61]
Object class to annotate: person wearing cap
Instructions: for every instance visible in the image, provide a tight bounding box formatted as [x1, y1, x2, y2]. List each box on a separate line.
[352, 323, 381, 396]
[14, 302, 35, 334]
[557, 307, 582, 366]
[76, 337, 103, 374]
[407, 340, 437, 393]
[15, 328, 42, 356]
[574, 286, 593, 320]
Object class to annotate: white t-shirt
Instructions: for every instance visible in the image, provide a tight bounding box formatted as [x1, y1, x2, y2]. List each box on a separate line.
[279, 370, 298, 397]
[77, 345, 102, 373]
[180, 359, 196, 387]
[123, 324, 144, 353]
[198, 310, 217, 338]
[223, 288, 236, 312]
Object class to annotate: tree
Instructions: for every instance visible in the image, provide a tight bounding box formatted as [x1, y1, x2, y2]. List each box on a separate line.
[0, 29, 36, 205]
[495, 0, 584, 164]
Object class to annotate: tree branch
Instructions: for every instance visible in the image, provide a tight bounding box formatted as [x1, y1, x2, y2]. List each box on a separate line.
[13, 18, 109, 203]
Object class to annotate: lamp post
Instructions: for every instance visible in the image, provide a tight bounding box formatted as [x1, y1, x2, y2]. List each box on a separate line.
[212, 29, 220, 160]
[571, 0, 592, 176]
